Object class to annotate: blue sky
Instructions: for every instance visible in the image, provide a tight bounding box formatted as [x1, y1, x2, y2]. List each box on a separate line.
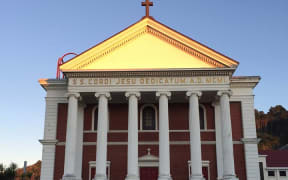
[0, 0, 287, 167]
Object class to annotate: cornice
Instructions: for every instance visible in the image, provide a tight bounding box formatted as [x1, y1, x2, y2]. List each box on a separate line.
[39, 79, 68, 91]
[241, 138, 259, 144]
[64, 69, 235, 78]
[231, 76, 261, 89]
[39, 139, 58, 145]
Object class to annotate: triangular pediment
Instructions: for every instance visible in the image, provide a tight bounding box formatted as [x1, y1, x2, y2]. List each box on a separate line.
[60, 17, 238, 72]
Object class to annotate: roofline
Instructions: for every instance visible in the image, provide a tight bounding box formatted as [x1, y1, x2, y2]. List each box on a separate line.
[60, 18, 146, 67]
[150, 17, 239, 66]
[60, 16, 239, 69]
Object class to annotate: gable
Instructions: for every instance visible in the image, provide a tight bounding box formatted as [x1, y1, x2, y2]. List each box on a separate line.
[60, 17, 238, 72]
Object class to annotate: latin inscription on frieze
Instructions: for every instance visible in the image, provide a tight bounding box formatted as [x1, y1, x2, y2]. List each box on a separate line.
[69, 76, 229, 86]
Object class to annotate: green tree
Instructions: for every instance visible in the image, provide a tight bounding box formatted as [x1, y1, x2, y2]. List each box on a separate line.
[255, 105, 288, 149]
[267, 105, 288, 121]
[258, 132, 280, 150]
[1, 163, 18, 180]
[0, 163, 5, 179]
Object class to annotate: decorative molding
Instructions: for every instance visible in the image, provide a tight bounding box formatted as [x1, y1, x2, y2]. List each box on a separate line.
[66, 92, 81, 99]
[39, 139, 58, 145]
[186, 91, 202, 98]
[139, 148, 159, 162]
[64, 69, 234, 78]
[125, 92, 141, 99]
[156, 91, 171, 98]
[83, 129, 216, 133]
[241, 138, 259, 144]
[56, 141, 243, 146]
[95, 92, 111, 99]
[217, 90, 232, 97]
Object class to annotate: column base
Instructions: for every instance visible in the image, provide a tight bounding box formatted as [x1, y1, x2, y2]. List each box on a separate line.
[62, 174, 81, 180]
[125, 174, 139, 180]
[223, 175, 238, 180]
[158, 174, 172, 180]
[93, 174, 107, 180]
[190, 174, 205, 180]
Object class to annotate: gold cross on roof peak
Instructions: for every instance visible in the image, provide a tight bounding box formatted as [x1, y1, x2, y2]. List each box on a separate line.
[142, 0, 153, 17]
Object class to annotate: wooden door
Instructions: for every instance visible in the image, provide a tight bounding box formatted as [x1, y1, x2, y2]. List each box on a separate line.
[202, 167, 208, 180]
[140, 167, 158, 180]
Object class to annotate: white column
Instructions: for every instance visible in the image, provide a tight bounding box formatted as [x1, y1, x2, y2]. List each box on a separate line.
[156, 91, 172, 180]
[63, 92, 81, 180]
[217, 91, 238, 180]
[125, 92, 141, 180]
[94, 92, 111, 180]
[212, 102, 224, 180]
[186, 91, 204, 180]
[75, 103, 85, 179]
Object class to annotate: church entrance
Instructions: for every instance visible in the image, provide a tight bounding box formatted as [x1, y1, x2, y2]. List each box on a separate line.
[140, 167, 158, 180]
[139, 148, 159, 180]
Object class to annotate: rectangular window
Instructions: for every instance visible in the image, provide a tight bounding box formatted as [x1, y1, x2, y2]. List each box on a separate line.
[268, 171, 275, 176]
[280, 171, 286, 176]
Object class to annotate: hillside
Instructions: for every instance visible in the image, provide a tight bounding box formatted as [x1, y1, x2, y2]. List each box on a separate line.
[15, 161, 41, 180]
[256, 105, 288, 150]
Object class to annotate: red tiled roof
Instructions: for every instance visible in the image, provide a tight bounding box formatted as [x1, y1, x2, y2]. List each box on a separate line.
[259, 150, 288, 167]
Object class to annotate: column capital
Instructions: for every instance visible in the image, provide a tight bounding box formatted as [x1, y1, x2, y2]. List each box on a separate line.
[217, 90, 232, 97]
[125, 92, 141, 99]
[186, 91, 202, 98]
[156, 91, 171, 98]
[66, 92, 81, 100]
[95, 92, 111, 100]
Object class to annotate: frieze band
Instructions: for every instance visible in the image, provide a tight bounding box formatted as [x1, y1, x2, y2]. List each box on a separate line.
[69, 76, 229, 86]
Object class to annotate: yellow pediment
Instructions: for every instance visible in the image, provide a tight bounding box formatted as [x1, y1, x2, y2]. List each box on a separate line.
[60, 17, 238, 72]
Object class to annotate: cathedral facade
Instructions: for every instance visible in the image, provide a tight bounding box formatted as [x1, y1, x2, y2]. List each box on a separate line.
[39, 9, 260, 180]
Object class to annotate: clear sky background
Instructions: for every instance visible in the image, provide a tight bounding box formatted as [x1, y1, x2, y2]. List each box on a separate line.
[0, 0, 287, 167]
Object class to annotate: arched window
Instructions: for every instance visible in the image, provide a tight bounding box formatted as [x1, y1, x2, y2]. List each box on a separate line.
[92, 106, 98, 131]
[140, 104, 157, 130]
[199, 105, 207, 130]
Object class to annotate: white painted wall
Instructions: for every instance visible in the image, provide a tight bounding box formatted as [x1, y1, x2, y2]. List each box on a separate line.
[40, 82, 67, 180]
[231, 86, 260, 180]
